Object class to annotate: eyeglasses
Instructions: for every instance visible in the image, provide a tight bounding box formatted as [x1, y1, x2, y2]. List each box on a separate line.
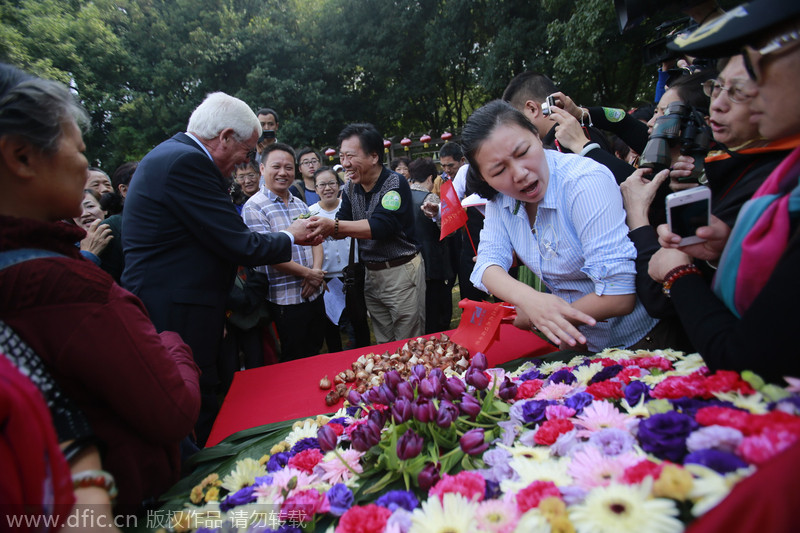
[299, 158, 320, 167]
[702, 78, 756, 104]
[743, 28, 800, 81]
[315, 181, 339, 190]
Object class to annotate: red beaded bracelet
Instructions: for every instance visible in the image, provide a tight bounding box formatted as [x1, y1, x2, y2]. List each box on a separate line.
[662, 264, 702, 297]
[72, 469, 118, 499]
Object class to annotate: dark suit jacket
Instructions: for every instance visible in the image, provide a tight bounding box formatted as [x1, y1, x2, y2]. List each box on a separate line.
[121, 133, 291, 383]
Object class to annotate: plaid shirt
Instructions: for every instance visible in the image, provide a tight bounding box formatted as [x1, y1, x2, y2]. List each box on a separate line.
[242, 187, 321, 305]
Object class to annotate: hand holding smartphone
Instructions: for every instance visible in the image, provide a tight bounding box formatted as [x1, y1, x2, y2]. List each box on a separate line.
[666, 186, 711, 246]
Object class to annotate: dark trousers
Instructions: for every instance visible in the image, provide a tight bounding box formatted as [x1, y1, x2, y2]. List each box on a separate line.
[271, 297, 326, 361]
[219, 323, 265, 393]
[425, 278, 453, 334]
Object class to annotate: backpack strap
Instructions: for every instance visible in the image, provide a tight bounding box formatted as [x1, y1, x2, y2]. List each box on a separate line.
[0, 248, 64, 271]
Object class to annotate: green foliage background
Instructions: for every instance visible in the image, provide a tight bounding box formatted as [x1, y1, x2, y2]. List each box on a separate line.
[0, 0, 731, 171]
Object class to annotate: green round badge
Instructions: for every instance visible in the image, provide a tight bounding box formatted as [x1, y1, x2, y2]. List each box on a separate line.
[381, 190, 402, 211]
[602, 107, 626, 123]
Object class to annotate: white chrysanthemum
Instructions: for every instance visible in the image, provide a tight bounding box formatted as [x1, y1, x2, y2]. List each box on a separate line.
[567, 355, 590, 367]
[507, 361, 538, 378]
[711, 391, 768, 414]
[620, 394, 651, 418]
[512, 508, 551, 533]
[221, 457, 267, 492]
[284, 418, 321, 446]
[572, 362, 605, 386]
[501, 455, 573, 493]
[569, 480, 683, 533]
[671, 353, 706, 375]
[685, 464, 755, 516]
[640, 372, 671, 386]
[409, 493, 478, 533]
[537, 360, 567, 375]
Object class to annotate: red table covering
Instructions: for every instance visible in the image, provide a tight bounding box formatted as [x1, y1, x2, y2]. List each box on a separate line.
[207, 324, 555, 447]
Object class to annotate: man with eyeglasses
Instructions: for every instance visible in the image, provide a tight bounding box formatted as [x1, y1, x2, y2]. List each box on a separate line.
[122, 93, 318, 446]
[290, 147, 322, 206]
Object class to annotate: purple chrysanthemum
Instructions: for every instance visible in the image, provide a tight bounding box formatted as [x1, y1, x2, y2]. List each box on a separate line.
[376, 490, 419, 512]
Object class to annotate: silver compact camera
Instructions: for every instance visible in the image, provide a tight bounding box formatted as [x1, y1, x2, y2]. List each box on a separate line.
[541, 95, 556, 116]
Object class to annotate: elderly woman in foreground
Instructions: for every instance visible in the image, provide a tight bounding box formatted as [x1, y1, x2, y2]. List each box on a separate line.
[0, 63, 200, 516]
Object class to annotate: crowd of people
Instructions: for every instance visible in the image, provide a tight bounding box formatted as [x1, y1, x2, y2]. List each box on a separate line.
[1, 0, 798, 526]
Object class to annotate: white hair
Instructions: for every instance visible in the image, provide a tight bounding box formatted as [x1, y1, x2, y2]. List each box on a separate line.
[186, 92, 260, 141]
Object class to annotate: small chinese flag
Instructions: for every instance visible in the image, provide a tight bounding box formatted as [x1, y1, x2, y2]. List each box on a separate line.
[450, 299, 513, 354]
[439, 179, 468, 240]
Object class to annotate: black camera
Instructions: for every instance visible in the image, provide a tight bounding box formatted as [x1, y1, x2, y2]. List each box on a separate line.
[259, 130, 276, 143]
[638, 101, 712, 183]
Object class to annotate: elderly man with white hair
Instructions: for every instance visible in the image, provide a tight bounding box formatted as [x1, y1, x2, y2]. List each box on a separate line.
[122, 92, 317, 446]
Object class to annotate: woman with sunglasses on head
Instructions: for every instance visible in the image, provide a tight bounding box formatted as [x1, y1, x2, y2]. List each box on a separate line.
[463, 100, 664, 352]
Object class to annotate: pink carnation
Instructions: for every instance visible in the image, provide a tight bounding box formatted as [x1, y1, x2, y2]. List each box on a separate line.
[336, 504, 392, 533]
[280, 489, 329, 523]
[749, 411, 800, 435]
[429, 470, 486, 503]
[631, 356, 674, 371]
[545, 404, 576, 420]
[288, 449, 324, 474]
[515, 481, 561, 513]
[737, 427, 800, 465]
[534, 418, 575, 446]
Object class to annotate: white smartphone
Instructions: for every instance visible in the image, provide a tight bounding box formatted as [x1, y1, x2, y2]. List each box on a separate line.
[666, 186, 711, 246]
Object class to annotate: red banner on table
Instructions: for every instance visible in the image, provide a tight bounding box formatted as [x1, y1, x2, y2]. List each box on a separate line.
[439, 179, 468, 240]
[450, 299, 513, 354]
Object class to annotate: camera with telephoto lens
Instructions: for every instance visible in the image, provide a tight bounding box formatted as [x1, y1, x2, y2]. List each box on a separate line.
[638, 101, 711, 183]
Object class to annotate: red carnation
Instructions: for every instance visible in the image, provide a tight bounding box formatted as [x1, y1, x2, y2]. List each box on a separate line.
[616, 367, 643, 385]
[703, 370, 756, 395]
[287, 449, 324, 474]
[652, 374, 709, 400]
[534, 418, 575, 446]
[336, 504, 392, 533]
[621, 459, 665, 484]
[328, 423, 346, 436]
[586, 380, 624, 400]
[595, 358, 619, 367]
[515, 379, 544, 400]
[515, 480, 562, 513]
[749, 411, 800, 435]
[695, 406, 753, 434]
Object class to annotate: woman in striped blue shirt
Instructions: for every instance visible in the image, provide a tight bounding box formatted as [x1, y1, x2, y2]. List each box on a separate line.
[463, 100, 659, 352]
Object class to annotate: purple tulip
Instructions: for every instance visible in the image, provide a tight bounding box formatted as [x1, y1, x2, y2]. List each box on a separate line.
[412, 398, 436, 423]
[419, 377, 436, 398]
[377, 384, 396, 405]
[444, 377, 466, 400]
[392, 397, 413, 424]
[351, 420, 382, 452]
[466, 367, 490, 390]
[396, 429, 424, 460]
[317, 424, 339, 453]
[418, 462, 441, 491]
[429, 368, 445, 382]
[383, 370, 402, 393]
[412, 364, 427, 380]
[347, 389, 362, 406]
[470, 352, 488, 371]
[459, 393, 482, 418]
[460, 428, 489, 455]
[364, 388, 381, 404]
[368, 408, 386, 428]
[436, 400, 458, 428]
[498, 377, 518, 401]
[396, 381, 415, 401]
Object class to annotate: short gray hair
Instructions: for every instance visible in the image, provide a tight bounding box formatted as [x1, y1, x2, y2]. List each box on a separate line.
[187, 92, 260, 142]
[0, 68, 89, 155]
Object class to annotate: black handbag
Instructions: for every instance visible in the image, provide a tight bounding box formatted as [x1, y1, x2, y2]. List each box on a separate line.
[341, 236, 365, 294]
